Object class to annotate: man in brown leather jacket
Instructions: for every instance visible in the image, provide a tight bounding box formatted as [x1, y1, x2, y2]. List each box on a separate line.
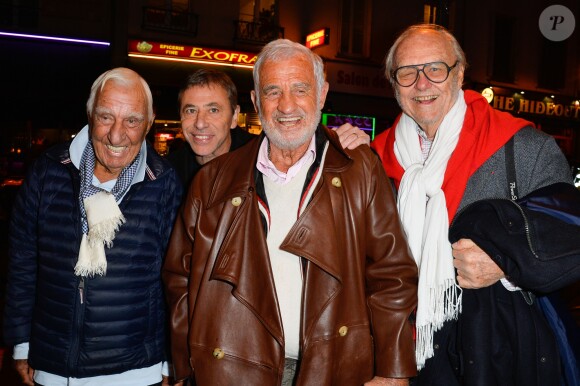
[163, 38, 418, 386]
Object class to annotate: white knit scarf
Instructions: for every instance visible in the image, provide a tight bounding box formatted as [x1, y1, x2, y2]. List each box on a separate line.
[75, 141, 139, 277]
[394, 90, 466, 369]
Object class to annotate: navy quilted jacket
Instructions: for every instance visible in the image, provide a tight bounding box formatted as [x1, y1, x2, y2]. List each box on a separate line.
[3, 140, 182, 378]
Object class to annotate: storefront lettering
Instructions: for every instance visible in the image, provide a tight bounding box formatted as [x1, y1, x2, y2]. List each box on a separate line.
[159, 44, 184, 50]
[159, 44, 184, 55]
[338, 70, 369, 87]
[493, 96, 515, 111]
[189, 47, 256, 64]
[336, 71, 387, 89]
[493, 96, 580, 119]
[307, 29, 325, 41]
[306, 28, 329, 49]
[129, 40, 257, 66]
[517, 99, 580, 118]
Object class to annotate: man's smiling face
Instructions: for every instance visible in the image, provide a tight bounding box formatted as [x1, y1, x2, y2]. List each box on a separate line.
[90, 80, 149, 182]
[393, 30, 464, 138]
[180, 84, 239, 165]
[252, 53, 328, 151]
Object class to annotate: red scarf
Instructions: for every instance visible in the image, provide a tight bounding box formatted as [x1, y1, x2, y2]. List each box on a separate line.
[371, 90, 532, 221]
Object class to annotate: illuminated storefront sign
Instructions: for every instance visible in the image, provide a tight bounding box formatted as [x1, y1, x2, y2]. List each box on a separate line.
[322, 113, 376, 140]
[305, 28, 330, 49]
[491, 95, 580, 120]
[128, 39, 257, 68]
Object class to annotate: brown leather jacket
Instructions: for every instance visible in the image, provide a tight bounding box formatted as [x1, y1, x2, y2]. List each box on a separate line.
[163, 127, 418, 385]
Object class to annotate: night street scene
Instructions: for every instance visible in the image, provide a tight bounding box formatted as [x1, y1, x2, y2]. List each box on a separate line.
[1, 0, 579, 385]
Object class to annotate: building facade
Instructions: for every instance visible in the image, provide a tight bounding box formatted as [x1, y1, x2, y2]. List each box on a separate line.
[1, 0, 578, 167]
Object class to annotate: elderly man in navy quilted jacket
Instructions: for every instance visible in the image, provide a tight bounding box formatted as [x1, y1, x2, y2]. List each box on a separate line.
[3, 68, 182, 386]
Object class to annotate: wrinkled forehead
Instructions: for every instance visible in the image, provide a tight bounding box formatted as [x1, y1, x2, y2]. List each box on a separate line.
[261, 53, 314, 76]
[395, 30, 455, 66]
[96, 80, 148, 109]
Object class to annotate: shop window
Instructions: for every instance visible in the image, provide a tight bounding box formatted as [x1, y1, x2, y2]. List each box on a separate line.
[424, 4, 437, 24]
[238, 0, 254, 22]
[538, 40, 566, 90]
[143, 0, 197, 34]
[339, 0, 370, 58]
[147, 0, 190, 12]
[423, 1, 449, 27]
[491, 15, 515, 83]
[240, 111, 262, 135]
[239, 0, 277, 22]
[236, 0, 282, 43]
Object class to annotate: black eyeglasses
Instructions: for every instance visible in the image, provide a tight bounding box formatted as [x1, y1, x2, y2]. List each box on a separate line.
[392, 61, 459, 87]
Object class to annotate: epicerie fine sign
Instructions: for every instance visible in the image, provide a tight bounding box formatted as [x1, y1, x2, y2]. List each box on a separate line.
[128, 39, 257, 67]
[305, 28, 330, 49]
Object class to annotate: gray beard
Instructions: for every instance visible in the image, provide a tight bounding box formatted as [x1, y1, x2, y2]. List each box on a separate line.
[258, 104, 321, 151]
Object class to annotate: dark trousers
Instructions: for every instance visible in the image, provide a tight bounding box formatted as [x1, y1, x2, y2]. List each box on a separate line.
[282, 357, 299, 386]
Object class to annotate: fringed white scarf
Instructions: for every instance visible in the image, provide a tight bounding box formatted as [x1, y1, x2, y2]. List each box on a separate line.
[394, 90, 466, 369]
[76, 141, 139, 277]
[76, 192, 125, 276]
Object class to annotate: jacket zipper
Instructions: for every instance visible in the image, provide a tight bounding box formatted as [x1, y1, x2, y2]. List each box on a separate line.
[78, 276, 85, 304]
[67, 276, 86, 374]
[501, 200, 538, 305]
[505, 199, 539, 259]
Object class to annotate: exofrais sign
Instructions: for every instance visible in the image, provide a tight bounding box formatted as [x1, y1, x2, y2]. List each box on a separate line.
[128, 39, 257, 68]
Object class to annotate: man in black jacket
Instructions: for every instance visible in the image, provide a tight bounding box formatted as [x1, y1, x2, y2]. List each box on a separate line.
[166, 69, 255, 191]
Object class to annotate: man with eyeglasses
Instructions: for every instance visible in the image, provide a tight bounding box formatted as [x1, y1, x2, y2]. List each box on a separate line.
[372, 24, 572, 385]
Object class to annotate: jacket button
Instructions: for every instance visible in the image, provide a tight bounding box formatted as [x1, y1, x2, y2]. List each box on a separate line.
[540, 356, 546, 363]
[212, 348, 225, 359]
[332, 177, 342, 188]
[338, 326, 348, 336]
[231, 197, 242, 206]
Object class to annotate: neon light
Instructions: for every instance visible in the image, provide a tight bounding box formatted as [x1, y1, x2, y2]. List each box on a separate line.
[305, 28, 329, 49]
[322, 113, 376, 140]
[128, 53, 254, 69]
[128, 39, 257, 66]
[0, 31, 110, 46]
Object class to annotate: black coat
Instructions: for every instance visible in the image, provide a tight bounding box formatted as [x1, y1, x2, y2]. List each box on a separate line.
[167, 127, 257, 194]
[444, 182, 580, 386]
[450, 182, 580, 294]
